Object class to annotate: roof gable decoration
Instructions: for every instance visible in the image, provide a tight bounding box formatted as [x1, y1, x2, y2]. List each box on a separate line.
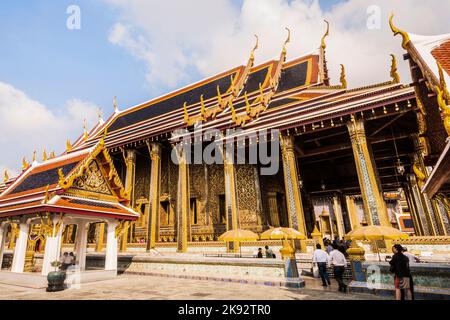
[57, 139, 130, 203]
[183, 35, 260, 127]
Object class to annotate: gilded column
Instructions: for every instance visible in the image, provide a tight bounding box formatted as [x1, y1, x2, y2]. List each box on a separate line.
[121, 149, 136, 252]
[347, 119, 390, 227]
[266, 192, 280, 227]
[223, 144, 240, 253]
[332, 195, 345, 238]
[175, 145, 190, 253]
[345, 195, 360, 230]
[407, 174, 434, 235]
[95, 223, 105, 252]
[403, 183, 424, 236]
[280, 135, 307, 235]
[146, 142, 162, 251]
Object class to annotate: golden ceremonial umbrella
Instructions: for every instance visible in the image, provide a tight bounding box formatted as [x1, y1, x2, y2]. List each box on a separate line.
[260, 227, 306, 240]
[218, 229, 259, 256]
[345, 225, 409, 261]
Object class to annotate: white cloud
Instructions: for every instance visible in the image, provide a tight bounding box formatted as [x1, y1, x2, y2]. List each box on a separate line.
[104, 0, 450, 90]
[0, 82, 99, 176]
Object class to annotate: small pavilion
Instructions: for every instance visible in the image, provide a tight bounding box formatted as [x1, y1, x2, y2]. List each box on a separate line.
[0, 138, 139, 277]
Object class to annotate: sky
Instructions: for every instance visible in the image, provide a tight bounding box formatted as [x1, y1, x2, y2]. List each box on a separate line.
[0, 0, 449, 176]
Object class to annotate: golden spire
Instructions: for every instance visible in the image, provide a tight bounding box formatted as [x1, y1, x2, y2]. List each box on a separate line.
[183, 102, 189, 124]
[32, 151, 36, 162]
[22, 157, 29, 170]
[97, 108, 103, 123]
[250, 34, 259, 61]
[282, 27, 291, 55]
[321, 20, 330, 50]
[435, 85, 450, 136]
[58, 168, 65, 182]
[200, 95, 206, 117]
[217, 85, 223, 105]
[340, 64, 347, 89]
[390, 54, 400, 84]
[437, 62, 450, 102]
[49, 151, 56, 159]
[42, 149, 48, 162]
[66, 139, 73, 152]
[113, 96, 118, 113]
[3, 170, 9, 183]
[389, 13, 410, 49]
[83, 119, 89, 140]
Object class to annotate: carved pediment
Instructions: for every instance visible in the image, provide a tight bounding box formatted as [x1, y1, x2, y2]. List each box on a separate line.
[69, 160, 112, 196]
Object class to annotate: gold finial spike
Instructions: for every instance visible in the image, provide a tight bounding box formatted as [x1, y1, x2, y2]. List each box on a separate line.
[3, 170, 9, 183]
[83, 119, 89, 140]
[390, 54, 400, 84]
[250, 34, 259, 61]
[43, 185, 50, 204]
[32, 151, 36, 162]
[244, 92, 251, 115]
[113, 96, 118, 112]
[389, 13, 410, 49]
[282, 27, 291, 54]
[58, 168, 65, 182]
[437, 62, 450, 102]
[340, 64, 347, 89]
[97, 108, 103, 123]
[42, 149, 48, 162]
[183, 102, 189, 124]
[22, 157, 28, 170]
[50, 151, 56, 159]
[200, 94, 206, 116]
[216, 85, 222, 105]
[230, 100, 237, 123]
[321, 20, 330, 50]
[66, 139, 73, 152]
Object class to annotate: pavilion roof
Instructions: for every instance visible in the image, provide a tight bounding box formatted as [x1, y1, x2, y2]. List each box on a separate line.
[0, 140, 139, 221]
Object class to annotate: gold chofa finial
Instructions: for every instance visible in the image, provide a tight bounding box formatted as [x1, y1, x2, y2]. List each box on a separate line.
[3, 170, 9, 183]
[97, 108, 103, 123]
[22, 157, 29, 170]
[113, 96, 118, 112]
[49, 151, 56, 159]
[42, 149, 48, 161]
[437, 62, 450, 102]
[340, 64, 347, 89]
[435, 85, 450, 136]
[83, 119, 89, 140]
[250, 35, 259, 61]
[66, 139, 72, 152]
[321, 20, 330, 50]
[32, 151, 36, 162]
[282, 27, 291, 54]
[390, 54, 400, 84]
[389, 13, 410, 49]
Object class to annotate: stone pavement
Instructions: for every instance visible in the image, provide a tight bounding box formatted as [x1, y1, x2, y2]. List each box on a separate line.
[0, 274, 387, 300]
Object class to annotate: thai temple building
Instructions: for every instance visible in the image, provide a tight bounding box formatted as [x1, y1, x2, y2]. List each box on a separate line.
[0, 17, 449, 273]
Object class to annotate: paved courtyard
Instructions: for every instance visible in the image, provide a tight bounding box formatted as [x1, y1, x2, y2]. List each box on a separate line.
[0, 275, 386, 300]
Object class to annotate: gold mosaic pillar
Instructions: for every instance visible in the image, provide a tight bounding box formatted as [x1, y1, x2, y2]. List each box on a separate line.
[407, 174, 435, 236]
[266, 192, 280, 227]
[223, 144, 240, 253]
[280, 135, 307, 252]
[345, 196, 360, 230]
[175, 145, 190, 253]
[332, 195, 345, 238]
[95, 223, 105, 252]
[403, 183, 424, 236]
[147, 142, 162, 250]
[121, 149, 136, 252]
[347, 119, 390, 227]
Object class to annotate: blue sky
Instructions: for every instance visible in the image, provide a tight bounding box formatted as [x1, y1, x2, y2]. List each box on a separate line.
[0, 0, 346, 116]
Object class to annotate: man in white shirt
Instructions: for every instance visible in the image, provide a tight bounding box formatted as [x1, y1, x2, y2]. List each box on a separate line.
[312, 244, 331, 286]
[329, 244, 348, 293]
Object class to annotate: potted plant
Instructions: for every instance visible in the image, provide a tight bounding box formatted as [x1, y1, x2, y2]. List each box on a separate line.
[46, 261, 66, 292]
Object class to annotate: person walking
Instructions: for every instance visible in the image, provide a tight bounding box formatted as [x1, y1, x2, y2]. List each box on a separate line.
[265, 245, 275, 258]
[389, 244, 413, 300]
[329, 244, 348, 293]
[312, 244, 331, 287]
